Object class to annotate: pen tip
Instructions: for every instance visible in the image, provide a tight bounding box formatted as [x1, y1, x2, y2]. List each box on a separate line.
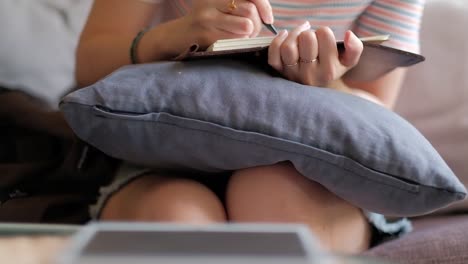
[265, 23, 278, 35]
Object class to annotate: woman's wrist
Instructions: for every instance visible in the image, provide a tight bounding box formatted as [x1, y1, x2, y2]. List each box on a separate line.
[136, 17, 198, 62]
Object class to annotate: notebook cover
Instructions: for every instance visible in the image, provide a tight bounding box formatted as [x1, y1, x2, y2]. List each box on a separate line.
[175, 43, 425, 82]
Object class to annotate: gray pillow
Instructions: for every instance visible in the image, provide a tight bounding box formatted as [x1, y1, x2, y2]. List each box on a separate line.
[60, 59, 466, 217]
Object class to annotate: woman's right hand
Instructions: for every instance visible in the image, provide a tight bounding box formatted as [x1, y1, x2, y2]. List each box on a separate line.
[184, 0, 274, 49]
[76, 0, 273, 86]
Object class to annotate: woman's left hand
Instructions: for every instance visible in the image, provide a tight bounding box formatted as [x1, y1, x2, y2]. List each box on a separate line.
[268, 21, 364, 88]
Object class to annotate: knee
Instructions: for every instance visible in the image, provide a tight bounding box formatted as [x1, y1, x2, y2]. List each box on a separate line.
[101, 175, 227, 224]
[226, 162, 338, 221]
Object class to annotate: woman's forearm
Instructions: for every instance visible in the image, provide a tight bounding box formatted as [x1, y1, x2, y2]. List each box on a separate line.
[331, 68, 407, 109]
[329, 79, 386, 108]
[76, 18, 191, 88]
[76, 34, 136, 88]
[349, 88, 385, 107]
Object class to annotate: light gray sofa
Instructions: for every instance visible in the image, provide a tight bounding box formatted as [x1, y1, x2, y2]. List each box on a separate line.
[363, 1, 468, 263]
[364, 214, 468, 263]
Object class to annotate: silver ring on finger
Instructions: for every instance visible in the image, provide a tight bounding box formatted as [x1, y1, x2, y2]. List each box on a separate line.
[299, 57, 318, 64]
[284, 61, 299, 67]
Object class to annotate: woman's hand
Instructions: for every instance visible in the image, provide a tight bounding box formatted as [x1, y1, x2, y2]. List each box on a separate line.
[268, 22, 364, 88]
[186, 0, 273, 48]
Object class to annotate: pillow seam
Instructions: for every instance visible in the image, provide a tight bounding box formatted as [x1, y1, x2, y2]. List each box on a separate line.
[83, 105, 437, 194]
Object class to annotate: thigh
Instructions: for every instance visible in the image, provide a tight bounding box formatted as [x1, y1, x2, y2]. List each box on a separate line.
[226, 162, 371, 253]
[99, 170, 228, 223]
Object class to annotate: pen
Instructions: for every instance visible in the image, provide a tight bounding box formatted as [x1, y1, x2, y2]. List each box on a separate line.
[263, 23, 278, 35]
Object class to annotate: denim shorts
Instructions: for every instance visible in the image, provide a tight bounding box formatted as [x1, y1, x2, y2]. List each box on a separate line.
[90, 163, 412, 246]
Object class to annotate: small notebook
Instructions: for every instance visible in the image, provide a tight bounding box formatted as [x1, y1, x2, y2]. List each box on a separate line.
[207, 34, 391, 52]
[176, 34, 425, 82]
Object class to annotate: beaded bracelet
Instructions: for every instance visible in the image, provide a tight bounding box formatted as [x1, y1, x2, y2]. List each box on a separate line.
[130, 27, 150, 64]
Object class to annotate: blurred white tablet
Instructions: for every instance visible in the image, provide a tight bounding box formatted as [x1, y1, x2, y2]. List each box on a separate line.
[57, 222, 318, 264]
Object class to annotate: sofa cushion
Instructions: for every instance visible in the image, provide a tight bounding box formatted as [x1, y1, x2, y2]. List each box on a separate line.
[364, 215, 468, 264]
[60, 59, 466, 216]
[0, 0, 92, 107]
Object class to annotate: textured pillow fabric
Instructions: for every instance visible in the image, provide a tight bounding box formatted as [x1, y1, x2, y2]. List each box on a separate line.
[395, 0, 468, 213]
[60, 59, 466, 217]
[0, 0, 92, 107]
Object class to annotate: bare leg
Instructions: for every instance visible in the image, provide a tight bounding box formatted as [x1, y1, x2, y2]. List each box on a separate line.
[100, 174, 227, 223]
[226, 162, 371, 253]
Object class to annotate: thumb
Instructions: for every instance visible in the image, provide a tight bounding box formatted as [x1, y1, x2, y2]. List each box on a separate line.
[340, 30, 363, 67]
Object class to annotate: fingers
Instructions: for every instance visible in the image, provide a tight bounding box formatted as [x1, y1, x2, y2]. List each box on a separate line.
[298, 30, 319, 82]
[190, 0, 269, 47]
[281, 22, 309, 63]
[268, 30, 289, 72]
[214, 11, 255, 35]
[247, 0, 274, 24]
[213, 0, 265, 37]
[269, 25, 363, 88]
[228, 1, 263, 37]
[315, 26, 341, 83]
[280, 21, 311, 76]
[298, 30, 319, 62]
[268, 21, 311, 75]
[340, 30, 363, 67]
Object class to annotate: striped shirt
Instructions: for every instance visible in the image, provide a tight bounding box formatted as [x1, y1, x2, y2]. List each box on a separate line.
[157, 0, 425, 53]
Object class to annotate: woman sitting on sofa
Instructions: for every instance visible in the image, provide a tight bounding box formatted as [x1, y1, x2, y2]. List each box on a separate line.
[76, 0, 425, 253]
